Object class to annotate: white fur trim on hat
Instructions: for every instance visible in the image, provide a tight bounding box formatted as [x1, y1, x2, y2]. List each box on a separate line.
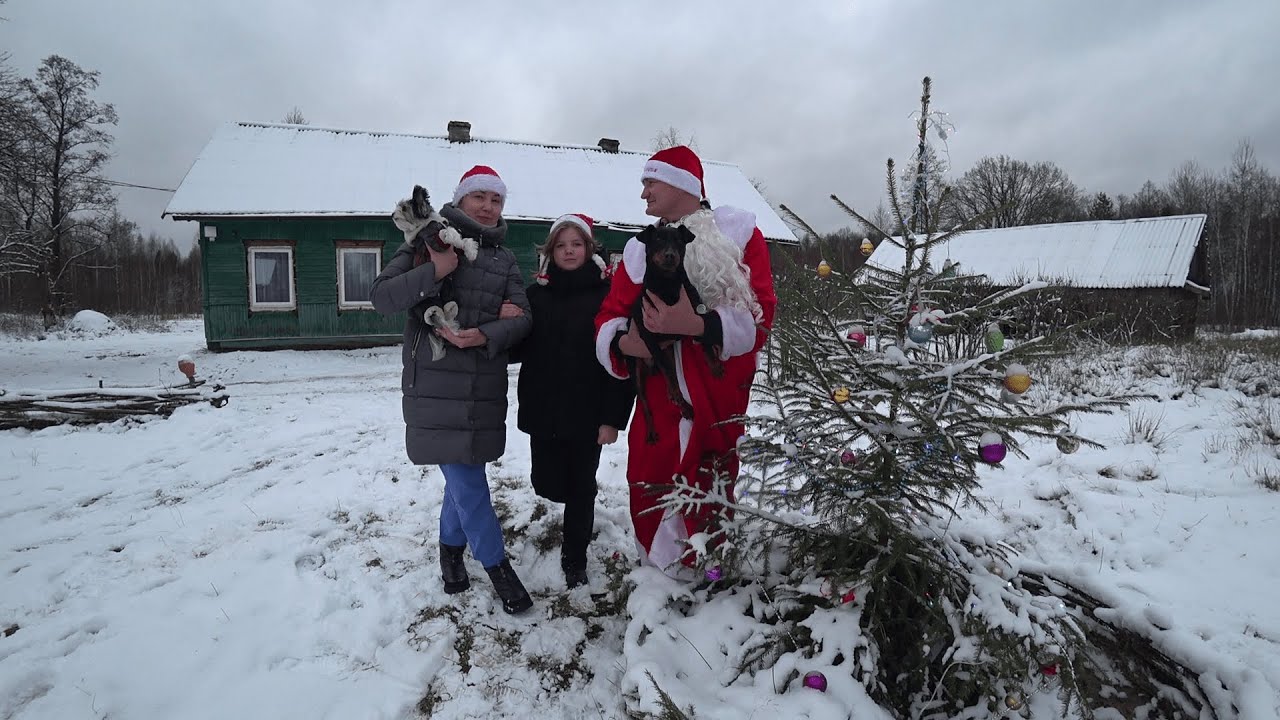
[549, 214, 592, 241]
[452, 173, 507, 204]
[642, 159, 702, 199]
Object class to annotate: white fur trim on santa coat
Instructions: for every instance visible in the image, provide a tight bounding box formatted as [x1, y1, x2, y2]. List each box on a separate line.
[623, 238, 646, 283]
[642, 160, 702, 198]
[452, 174, 508, 204]
[715, 306, 758, 360]
[647, 507, 691, 572]
[713, 206, 757, 249]
[596, 316, 630, 380]
[674, 342, 694, 459]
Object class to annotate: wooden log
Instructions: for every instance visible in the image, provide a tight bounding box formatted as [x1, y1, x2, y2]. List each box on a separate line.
[0, 381, 229, 431]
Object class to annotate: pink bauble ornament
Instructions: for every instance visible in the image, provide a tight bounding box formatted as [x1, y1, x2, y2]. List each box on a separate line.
[979, 432, 1006, 464]
[802, 671, 828, 692]
[840, 449, 857, 465]
[845, 324, 867, 347]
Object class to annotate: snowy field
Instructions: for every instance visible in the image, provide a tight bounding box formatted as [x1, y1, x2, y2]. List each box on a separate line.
[2, 318, 1279, 719]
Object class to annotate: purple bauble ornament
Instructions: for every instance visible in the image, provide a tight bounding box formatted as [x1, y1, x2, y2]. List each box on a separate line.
[979, 431, 1007, 464]
[840, 449, 857, 465]
[802, 671, 828, 692]
[705, 566, 723, 581]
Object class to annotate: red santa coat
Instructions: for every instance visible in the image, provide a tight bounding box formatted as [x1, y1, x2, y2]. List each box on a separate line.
[594, 206, 777, 572]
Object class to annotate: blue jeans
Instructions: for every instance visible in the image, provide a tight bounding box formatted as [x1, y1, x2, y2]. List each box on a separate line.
[438, 463, 505, 568]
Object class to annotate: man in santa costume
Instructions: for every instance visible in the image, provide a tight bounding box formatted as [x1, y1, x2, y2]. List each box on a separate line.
[594, 145, 777, 575]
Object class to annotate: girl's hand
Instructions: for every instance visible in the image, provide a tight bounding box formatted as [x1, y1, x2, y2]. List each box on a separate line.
[498, 301, 524, 319]
[597, 425, 619, 445]
[437, 326, 487, 349]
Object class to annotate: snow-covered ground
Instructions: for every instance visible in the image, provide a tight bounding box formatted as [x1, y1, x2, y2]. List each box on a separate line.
[2, 319, 1279, 719]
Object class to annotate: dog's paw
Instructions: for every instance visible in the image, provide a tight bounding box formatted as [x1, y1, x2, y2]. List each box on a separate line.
[436, 226, 460, 247]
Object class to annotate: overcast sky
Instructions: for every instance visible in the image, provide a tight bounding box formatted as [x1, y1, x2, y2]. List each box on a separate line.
[3, 0, 1278, 250]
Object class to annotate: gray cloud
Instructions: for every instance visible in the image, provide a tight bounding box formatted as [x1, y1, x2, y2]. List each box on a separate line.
[2, 0, 1276, 249]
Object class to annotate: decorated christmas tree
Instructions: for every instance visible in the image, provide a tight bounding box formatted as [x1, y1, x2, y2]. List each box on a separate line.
[658, 78, 1215, 718]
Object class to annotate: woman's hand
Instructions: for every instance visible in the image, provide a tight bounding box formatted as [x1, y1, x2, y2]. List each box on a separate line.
[437, 326, 487, 349]
[597, 425, 619, 445]
[427, 242, 459, 281]
[498, 301, 524, 319]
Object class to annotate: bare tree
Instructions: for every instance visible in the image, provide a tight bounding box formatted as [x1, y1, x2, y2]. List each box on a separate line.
[651, 125, 698, 152]
[18, 55, 118, 326]
[1117, 180, 1175, 219]
[282, 106, 308, 125]
[0, 50, 41, 279]
[946, 155, 1081, 228]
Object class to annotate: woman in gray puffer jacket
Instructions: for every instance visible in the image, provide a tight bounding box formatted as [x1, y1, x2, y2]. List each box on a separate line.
[371, 165, 534, 614]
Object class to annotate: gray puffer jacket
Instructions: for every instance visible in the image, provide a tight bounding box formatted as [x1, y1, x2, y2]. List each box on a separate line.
[371, 207, 532, 465]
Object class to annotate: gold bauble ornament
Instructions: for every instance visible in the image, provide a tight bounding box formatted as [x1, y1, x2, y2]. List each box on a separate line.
[817, 260, 832, 278]
[859, 238, 874, 256]
[1003, 363, 1032, 394]
[1004, 692, 1024, 710]
[831, 386, 852, 404]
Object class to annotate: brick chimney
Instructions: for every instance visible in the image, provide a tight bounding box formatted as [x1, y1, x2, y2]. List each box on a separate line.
[447, 121, 471, 143]
[598, 138, 620, 153]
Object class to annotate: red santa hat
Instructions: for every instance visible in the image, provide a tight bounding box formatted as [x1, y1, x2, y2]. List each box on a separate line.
[641, 145, 705, 200]
[535, 213, 609, 285]
[452, 165, 507, 204]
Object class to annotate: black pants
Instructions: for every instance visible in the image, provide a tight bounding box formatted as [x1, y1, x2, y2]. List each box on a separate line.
[529, 435, 601, 567]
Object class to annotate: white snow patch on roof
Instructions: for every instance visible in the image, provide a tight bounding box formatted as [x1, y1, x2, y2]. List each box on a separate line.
[868, 215, 1207, 289]
[164, 122, 797, 243]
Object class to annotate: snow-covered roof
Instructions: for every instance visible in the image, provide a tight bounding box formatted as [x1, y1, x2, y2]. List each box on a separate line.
[867, 214, 1208, 290]
[164, 122, 797, 243]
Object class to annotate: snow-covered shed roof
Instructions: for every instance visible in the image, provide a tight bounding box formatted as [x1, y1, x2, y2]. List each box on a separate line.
[867, 214, 1208, 291]
[164, 122, 797, 243]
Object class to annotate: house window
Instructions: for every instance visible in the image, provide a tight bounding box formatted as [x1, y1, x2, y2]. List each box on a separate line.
[247, 246, 295, 311]
[338, 246, 381, 309]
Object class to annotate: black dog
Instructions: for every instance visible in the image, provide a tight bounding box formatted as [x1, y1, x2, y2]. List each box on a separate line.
[628, 224, 723, 444]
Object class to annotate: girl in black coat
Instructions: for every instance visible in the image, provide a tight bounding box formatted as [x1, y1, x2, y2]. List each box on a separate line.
[508, 213, 635, 588]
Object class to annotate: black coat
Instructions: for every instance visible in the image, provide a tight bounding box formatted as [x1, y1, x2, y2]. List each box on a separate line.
[512, 262, 634, 441]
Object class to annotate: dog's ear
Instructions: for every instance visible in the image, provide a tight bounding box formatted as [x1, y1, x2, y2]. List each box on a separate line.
[636, 225, 658, 245]
[677, 225, 696, 246]
[411, 185, 432, 217]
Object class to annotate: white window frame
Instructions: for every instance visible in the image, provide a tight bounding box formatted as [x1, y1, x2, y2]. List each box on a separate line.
[337, 246, 382, 310]
[247, 245, 296, 311]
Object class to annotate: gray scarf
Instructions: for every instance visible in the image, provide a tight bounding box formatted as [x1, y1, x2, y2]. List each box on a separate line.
[440, 203, 507, 247]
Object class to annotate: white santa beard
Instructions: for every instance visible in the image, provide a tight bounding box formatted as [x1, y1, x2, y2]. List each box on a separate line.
[680, 210, 763, 322]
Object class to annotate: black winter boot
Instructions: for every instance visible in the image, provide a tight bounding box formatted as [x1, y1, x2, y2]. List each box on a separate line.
[484, 559, 534, 614]
[440, 543, 470, 594]
[562, 559, 588, 589]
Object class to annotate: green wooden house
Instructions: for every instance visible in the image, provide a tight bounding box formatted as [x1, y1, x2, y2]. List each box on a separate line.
[164, 121, 797, 351]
